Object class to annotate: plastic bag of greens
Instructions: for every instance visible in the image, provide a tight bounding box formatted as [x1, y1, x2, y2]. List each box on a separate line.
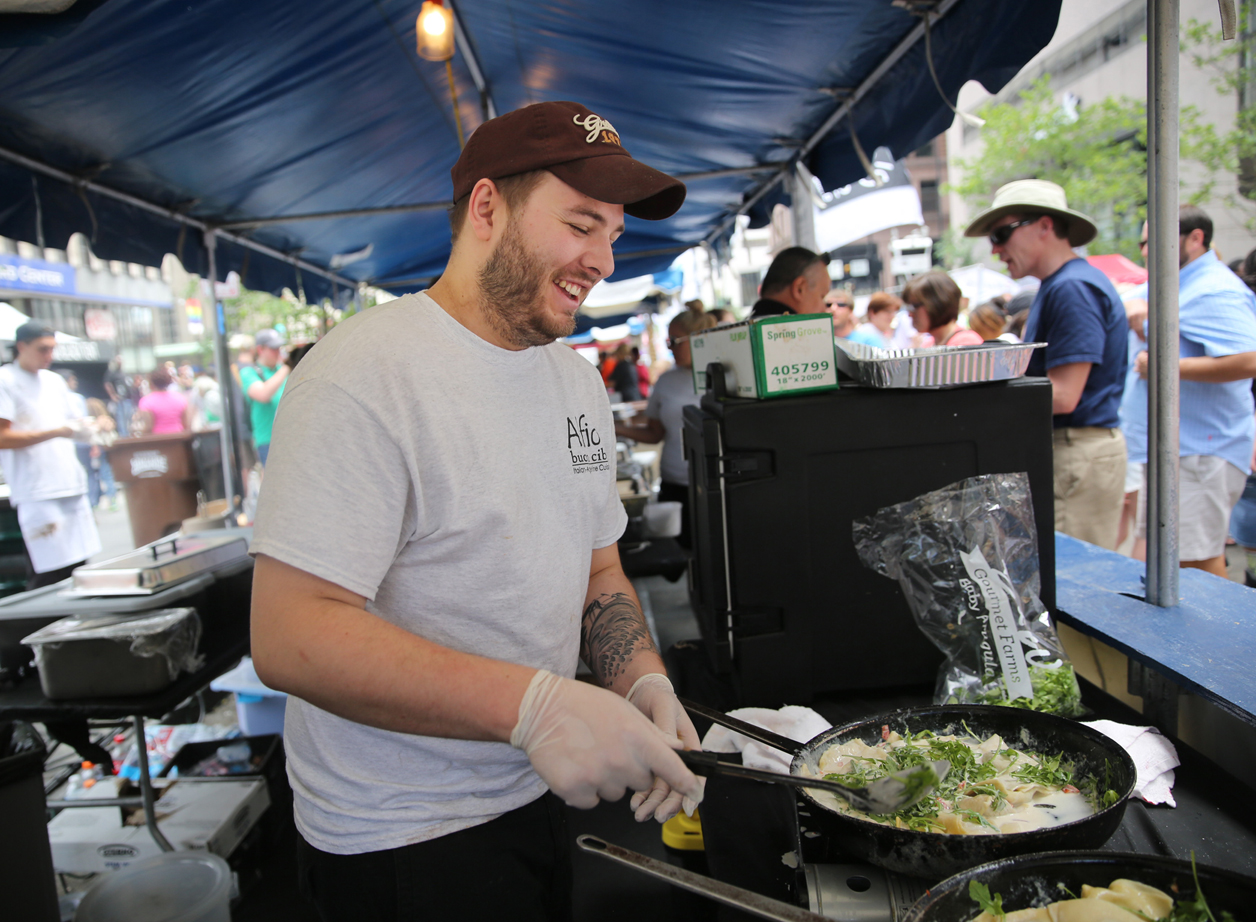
[852, 472, 1082, 716]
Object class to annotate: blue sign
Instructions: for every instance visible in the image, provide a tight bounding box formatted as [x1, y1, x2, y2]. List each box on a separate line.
[0, 254, 76, 295]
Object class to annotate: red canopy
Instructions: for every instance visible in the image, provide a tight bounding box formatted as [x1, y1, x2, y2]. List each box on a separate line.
[1087, 254, 1148, 287]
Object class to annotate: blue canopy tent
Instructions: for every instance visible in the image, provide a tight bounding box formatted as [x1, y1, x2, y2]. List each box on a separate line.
[0, 0, 1061, 503]
[0, 0, 1060, 301]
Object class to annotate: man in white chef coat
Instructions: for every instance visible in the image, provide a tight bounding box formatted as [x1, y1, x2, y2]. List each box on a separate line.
[0, 322, 100, 587]
[249, 101, 704, 921]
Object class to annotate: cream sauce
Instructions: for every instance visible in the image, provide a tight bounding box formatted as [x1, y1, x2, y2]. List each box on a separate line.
[801, 731, 1098, 836]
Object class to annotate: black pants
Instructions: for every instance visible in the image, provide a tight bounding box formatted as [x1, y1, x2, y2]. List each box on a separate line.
[26, 559, 86, 591]
[658, 480, 692, 550]
[296, 793, 573, 922]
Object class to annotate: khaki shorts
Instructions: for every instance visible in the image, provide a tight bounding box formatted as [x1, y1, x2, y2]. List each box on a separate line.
[1053, 427, 1126, 551]
[1137, 454, 1248, 561]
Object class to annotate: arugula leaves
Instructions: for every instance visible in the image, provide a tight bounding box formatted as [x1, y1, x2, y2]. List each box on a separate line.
[1011, 752, 1071, 788]
[1164, 855, 1236, 922]
[969, 880, 1005, 921]
[975, 663, 1085, 717]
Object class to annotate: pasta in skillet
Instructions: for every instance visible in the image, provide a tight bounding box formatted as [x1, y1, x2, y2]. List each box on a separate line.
[809, 727, 1117, 835]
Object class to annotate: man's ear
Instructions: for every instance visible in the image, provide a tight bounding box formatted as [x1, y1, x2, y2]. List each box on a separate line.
[467, 178, 503, 243]
[791, 274, 809, 303]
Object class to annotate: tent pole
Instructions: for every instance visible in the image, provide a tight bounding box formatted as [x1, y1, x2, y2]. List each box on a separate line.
[1145, 0, 1181, 607]
[203, 230, 240, 513]
[790, 166, 818, 252]
[0, 145, 355, 292]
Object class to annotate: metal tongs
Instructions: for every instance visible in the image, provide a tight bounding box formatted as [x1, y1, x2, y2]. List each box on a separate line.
[680, 698, 948, 815]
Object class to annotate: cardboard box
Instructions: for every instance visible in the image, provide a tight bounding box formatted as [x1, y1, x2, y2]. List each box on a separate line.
[690, 323, 756, 397]
[689, 314, 839, 399]
[47, 777, 270, 873]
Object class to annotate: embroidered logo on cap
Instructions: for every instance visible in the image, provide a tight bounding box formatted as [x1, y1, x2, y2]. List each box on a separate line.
[573, 113, 620, 146]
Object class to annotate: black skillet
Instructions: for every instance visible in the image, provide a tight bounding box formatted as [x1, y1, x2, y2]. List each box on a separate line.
[901, 851, 1256, 922]
[682, 700, 1137, 881]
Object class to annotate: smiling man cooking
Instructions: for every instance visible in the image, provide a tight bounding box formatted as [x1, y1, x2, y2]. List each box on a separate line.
[250, 101, 703, 922]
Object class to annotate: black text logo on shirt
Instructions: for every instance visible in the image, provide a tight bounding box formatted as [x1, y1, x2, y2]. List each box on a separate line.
[566, 414, 609, 473]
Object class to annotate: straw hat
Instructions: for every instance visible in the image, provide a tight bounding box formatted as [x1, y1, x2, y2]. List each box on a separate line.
[963, 180, 1098, 247]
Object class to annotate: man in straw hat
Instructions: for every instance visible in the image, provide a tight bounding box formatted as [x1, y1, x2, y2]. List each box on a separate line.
[966, 180, 1128, 550]
[249, 101, 702, 920]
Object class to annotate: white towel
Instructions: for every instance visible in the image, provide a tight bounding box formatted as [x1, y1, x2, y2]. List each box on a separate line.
[701, 706, 832, 773]
[1083, 719, 1180, 807]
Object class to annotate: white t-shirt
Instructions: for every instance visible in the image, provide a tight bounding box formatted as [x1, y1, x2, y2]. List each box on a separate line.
[645, 365, 701, 485]
[0, 364, 87, 504]
[250, 293, 627, 855]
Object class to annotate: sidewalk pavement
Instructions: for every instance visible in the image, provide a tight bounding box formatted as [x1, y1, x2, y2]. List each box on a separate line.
[88, 488, 138, 563]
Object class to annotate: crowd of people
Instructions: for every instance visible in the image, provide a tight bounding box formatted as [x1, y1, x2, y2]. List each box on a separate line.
[3, 99, 1251, 921]
[91, 327, 291, 478]
[611, 180, 1256, 589]
[0, 323, 293, 590]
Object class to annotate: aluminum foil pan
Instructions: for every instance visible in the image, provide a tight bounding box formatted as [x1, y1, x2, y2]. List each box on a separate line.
[834, 339, 1046, 388]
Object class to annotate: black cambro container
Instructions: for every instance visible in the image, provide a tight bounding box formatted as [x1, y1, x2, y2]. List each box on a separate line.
[0, 721, 58, 922]
[682, 376, 1055, 706]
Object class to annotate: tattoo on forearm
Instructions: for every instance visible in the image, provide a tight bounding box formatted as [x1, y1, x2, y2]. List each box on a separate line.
[580, 591, 658, 686]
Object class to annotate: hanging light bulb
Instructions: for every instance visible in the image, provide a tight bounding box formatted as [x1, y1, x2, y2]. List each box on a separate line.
[422, 7, 446, 36]
[416, 0, 454, 61]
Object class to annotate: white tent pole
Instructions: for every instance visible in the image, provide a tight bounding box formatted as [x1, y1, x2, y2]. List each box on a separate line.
[1145, 0, 1181, 606]
[203, 230, 240, 511]
[790, 167, 818, 252]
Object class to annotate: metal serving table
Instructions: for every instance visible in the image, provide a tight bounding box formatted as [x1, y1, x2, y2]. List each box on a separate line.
[0, 557, 253, 853]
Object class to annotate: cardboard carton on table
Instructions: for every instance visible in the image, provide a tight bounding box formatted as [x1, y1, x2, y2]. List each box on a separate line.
[47, 776, 270, 873]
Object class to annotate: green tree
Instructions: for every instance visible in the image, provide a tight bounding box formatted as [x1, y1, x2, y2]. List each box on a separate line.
[1182, 1, 1256, 234]
[933, 226, 978, 269]
[951, 76, 1214, 260]
[221, 287, 330, 343]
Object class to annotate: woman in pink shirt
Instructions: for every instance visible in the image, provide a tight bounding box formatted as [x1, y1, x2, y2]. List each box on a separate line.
[903, 271, 985, 347]
[135, 367, 191, 434]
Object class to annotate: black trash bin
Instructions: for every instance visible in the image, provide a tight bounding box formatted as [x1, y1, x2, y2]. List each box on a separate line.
[0, 721, 58, 922]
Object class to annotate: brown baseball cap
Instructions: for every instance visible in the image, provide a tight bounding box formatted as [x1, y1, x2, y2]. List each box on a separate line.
[450, 100, 686, 220]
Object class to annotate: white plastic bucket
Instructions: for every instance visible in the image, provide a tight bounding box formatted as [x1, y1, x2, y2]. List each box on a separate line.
[76, 851, 231, 922]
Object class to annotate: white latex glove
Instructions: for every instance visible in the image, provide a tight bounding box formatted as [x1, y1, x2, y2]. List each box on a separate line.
[510, 669, 703, 812]
[625, 673, 706, 823]
[66, 418, 95, 443]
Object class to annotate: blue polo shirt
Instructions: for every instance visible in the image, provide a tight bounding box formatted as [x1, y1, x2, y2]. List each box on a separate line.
[1023, 258, 1128, 429]
[1124, 251, 1256, 471]
[1118, 282, 1149, 462]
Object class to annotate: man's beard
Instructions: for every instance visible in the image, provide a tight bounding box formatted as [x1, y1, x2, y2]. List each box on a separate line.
[477, 216, 577, 348]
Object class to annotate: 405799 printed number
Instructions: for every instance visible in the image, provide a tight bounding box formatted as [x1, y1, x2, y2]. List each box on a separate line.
[770, 360, 830, 376]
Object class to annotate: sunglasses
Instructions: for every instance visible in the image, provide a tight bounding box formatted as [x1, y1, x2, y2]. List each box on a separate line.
[1141, 231, 1187, 248]
[988, 217, 1038, 247]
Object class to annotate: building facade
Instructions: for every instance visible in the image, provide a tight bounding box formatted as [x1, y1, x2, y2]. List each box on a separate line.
[946, 0, 1252, 265]
[0, 233, 184, 400]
